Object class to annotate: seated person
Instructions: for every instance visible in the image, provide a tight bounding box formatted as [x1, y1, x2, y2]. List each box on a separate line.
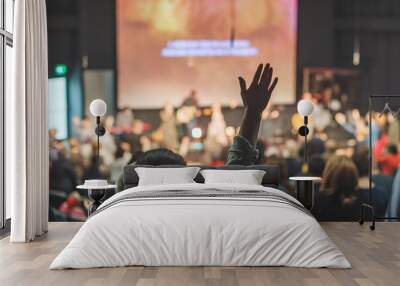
[314, 155, 388, 220]
[135, 148, 186, 166]
[308, 155, 326, 177]
[117, 63, 278, 191]
[314, 156, 361, 220]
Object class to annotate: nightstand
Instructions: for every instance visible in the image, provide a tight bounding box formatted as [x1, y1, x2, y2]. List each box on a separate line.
[77, 184, 116, 216]
[289, 176, 321, 210]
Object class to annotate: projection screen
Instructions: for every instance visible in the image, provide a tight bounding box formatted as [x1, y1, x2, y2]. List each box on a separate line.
[117, 0, 297, 108]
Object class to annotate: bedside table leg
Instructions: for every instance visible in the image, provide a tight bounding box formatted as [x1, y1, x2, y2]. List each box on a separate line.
[295, 181, 300, 200]
[88, 189, 106, 216]
[88, 201, 101, 216]
[296, 181, 314, 210]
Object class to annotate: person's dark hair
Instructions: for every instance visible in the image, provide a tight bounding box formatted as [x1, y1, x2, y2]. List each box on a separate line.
[387, 144, 398, 155]
[321, 155, 359, 196]
[352, 143, 369, 177]
[83, 155, 105, 180]
[309, 138, 325, 156]
[135, 148, 186, 166]
[320, 80, 333, 92]
[128, 151, 144, 165]
[90, 154, 99, 167]
[308, 155, 325, 177]
[57, 148, 67, 160]
[115, 143, 124, 159]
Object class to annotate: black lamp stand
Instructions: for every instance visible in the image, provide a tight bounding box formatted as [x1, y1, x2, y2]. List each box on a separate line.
[94, 116, 106, 167]
[86, 116, 107, 216]
[298, 115, 309, 170]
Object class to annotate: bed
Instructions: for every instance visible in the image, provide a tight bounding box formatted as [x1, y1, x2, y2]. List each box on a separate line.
[50, 165, 350, 269]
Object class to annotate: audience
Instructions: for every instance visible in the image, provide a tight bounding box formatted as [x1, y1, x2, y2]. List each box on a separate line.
[49, 62, 396, 221]
[50, 148, 77, 193]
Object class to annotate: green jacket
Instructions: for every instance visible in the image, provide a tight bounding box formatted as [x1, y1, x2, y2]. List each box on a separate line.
[226, 135, 258, 165]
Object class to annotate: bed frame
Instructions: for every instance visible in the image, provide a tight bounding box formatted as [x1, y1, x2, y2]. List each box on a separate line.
[121, 164, 280, 190]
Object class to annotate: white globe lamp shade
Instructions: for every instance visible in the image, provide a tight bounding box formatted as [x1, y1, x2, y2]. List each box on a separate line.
[297, 99, 314, 116]
[90, 99, 107, 117]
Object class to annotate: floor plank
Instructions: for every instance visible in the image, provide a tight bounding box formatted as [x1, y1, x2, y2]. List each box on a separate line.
[0, 222, 399, 286]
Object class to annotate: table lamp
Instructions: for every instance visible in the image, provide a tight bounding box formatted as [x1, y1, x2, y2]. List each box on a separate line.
[89, 99, 107, 167]
[297, 99, 314, 171]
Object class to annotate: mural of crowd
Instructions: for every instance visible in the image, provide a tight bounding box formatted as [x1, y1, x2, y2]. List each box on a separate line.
[49, 89, 400, 222]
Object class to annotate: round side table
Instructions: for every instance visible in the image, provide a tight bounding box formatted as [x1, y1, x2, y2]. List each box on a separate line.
[289, 177, 321, 210]
[77, 184, 116, 216]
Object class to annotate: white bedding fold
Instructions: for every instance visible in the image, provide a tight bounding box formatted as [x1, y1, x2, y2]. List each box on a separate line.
[50, 183, 351, 269]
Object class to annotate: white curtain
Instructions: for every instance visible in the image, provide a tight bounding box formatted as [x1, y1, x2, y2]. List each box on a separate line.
[7, 0, 49, 242]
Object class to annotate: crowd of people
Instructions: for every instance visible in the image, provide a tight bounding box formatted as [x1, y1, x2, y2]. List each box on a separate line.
[49, 63, 400, 222]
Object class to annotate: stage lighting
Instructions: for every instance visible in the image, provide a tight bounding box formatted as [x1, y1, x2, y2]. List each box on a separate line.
[192, 127, 202, 139]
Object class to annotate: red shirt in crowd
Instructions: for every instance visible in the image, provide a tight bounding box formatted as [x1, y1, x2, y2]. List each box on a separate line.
[374, 134, 400, 176]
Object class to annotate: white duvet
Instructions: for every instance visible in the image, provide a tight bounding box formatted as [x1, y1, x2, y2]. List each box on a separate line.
[50, 183, 351, 269]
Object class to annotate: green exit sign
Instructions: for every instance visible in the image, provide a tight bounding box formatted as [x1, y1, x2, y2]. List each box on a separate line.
[54, 64, 68, 76]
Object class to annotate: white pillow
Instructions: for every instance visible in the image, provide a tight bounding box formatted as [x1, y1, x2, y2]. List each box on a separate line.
[200, 169, 266, 185]
[135, 167, 200, 186]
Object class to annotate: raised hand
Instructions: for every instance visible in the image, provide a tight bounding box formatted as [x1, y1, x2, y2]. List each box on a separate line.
[238, 63, 278, 115]
[236, 63, 278, 147]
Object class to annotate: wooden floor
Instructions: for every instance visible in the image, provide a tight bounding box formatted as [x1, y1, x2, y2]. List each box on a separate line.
[0, 222, 399, 286]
